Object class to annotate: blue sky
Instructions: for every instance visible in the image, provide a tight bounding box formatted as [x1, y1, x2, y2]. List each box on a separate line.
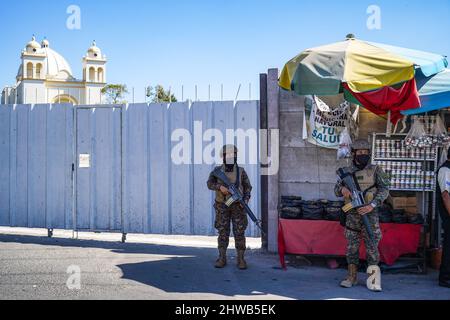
[1, 0, 449, 102]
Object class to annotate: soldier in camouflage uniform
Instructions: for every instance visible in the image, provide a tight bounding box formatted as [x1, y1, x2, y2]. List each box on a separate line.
[207, 145, 253, 270]
[335, 139, 390, 292]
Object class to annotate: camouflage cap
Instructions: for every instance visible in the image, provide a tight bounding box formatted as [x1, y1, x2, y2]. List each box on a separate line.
[351, 139, 371, 151]
[221, 144, 238, 158]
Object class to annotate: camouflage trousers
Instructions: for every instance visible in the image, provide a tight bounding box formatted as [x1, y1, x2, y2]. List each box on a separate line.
[214, 202, 248, 251]
[345, 211, 383, 266]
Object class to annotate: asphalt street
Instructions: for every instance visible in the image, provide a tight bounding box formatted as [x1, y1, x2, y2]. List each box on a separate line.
[0, 227, 449, 300]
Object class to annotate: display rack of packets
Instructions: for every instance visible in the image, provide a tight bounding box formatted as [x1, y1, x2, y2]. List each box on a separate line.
[375, 139, 436, 160]
[373, 160, 436, 191]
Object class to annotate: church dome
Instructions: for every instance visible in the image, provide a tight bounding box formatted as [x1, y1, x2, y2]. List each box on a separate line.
[26, 36, 41, 52]
[41, 38, 49, 48]
[87, 41, 102, 58]
[17, 38, 73, 81]
[42, 47, 73, 78]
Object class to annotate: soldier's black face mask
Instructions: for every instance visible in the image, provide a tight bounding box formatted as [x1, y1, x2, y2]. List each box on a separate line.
[354, 154, 371, 170]
[224, 154, 237, 171]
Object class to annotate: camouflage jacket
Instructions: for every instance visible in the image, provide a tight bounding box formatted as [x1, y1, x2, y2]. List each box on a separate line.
[334, 163, 390, 209]
[207, 165, 252, 202]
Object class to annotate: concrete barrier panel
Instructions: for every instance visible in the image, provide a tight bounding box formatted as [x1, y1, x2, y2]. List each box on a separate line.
[27, 104, 48, 228]
[236, 100, 261, 237]
[123, 103, 150, 234]
[0, 105, 11, 226]
[148, 103, 170, 234]
[14, 105, 30, 227]
[192, 101, 215, 235]
[75, 108, 93, 229]
[169, 102, 192, 234]
[45, 104, 74, 229]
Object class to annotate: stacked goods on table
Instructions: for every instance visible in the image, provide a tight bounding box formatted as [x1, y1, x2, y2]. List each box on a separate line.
[279, 197, 343, 221]
[386, 196, 424, 225]
[280, 195, 424, 225]
[279, 196, 303, 219]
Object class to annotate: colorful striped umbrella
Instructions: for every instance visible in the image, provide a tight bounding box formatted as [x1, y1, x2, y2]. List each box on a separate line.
[402, 68, 450, 115]
[280, 35, 448, 123]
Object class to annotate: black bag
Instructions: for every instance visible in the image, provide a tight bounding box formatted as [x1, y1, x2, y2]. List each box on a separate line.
[339, 210, 347, 227]
[378, 204, 393, 223]
[280, 206, 303, 220]
[301, 201, 325, 220]
[392, 210, 408, 224]
[281, 196, 303, 208]
[324, 201, 344, 222]
[407, 214, 424, 225]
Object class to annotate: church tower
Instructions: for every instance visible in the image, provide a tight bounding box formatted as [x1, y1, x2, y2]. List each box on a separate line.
[18, 36, 47, 103]
[82, 41, 107, 104]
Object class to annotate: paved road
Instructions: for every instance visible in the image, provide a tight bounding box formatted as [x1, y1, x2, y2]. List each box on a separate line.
[0, 227, 449, 300]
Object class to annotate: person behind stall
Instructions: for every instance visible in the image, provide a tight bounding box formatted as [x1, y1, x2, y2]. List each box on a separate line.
[334, 139, 390, 292]
[437, 148, 450, 288]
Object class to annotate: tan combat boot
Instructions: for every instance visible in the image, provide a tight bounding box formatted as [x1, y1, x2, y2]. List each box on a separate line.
[215, 248, 227, 268]
[237, 250, 248, 270]
[340, 264, 358, 288]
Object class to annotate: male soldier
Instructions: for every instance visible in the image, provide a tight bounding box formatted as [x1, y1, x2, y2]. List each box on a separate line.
[207, 145, 253, 270]
[335, 139, 390, 292]
[437, 148, 450, 288]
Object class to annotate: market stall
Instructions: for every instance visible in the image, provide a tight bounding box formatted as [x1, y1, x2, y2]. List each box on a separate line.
[276, 35, 450, 272]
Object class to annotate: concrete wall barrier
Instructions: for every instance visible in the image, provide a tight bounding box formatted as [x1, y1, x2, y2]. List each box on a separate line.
[0, 101, 261, 237]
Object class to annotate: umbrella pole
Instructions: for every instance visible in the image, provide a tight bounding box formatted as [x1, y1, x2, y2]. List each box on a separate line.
[386, 110, 392, 137]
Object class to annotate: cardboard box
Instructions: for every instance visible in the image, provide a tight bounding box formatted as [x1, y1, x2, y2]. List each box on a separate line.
[389, 196, 417, 210]
[406, 196, 418, 207]
[389, 197, 407, 209]
[405, 206, 418, 215]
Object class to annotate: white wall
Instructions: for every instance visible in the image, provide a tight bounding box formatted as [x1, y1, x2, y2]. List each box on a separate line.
[0, 102, 261, 237]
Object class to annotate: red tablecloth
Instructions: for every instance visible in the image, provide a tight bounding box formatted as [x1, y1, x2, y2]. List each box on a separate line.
[278, 219, 422, 268]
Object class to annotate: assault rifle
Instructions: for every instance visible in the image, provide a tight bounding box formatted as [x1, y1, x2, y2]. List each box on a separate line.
[212, 168, 264, 235]
[337, 167, 375, 246]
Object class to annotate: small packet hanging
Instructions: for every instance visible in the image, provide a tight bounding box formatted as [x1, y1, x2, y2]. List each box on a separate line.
[405, 116, 429, 149]
[431, 115, 450, 146]
[337, 127, 352, 160]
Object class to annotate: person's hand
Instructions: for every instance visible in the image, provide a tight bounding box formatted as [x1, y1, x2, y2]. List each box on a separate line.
[219, 186, 230, 196]
[341, 187, 352, 199]
[357, 205, 374, 216]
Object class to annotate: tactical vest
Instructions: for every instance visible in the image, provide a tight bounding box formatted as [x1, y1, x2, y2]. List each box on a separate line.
[344, 166, 378, 205]
[215, 165, 244, 203]
[437, 161, 450, 223]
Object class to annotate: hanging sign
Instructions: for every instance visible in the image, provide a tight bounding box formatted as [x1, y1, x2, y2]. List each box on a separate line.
[304, 96, 352, 149]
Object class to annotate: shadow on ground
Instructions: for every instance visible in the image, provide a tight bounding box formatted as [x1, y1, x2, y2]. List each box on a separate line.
[1, 233, 449, 300]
